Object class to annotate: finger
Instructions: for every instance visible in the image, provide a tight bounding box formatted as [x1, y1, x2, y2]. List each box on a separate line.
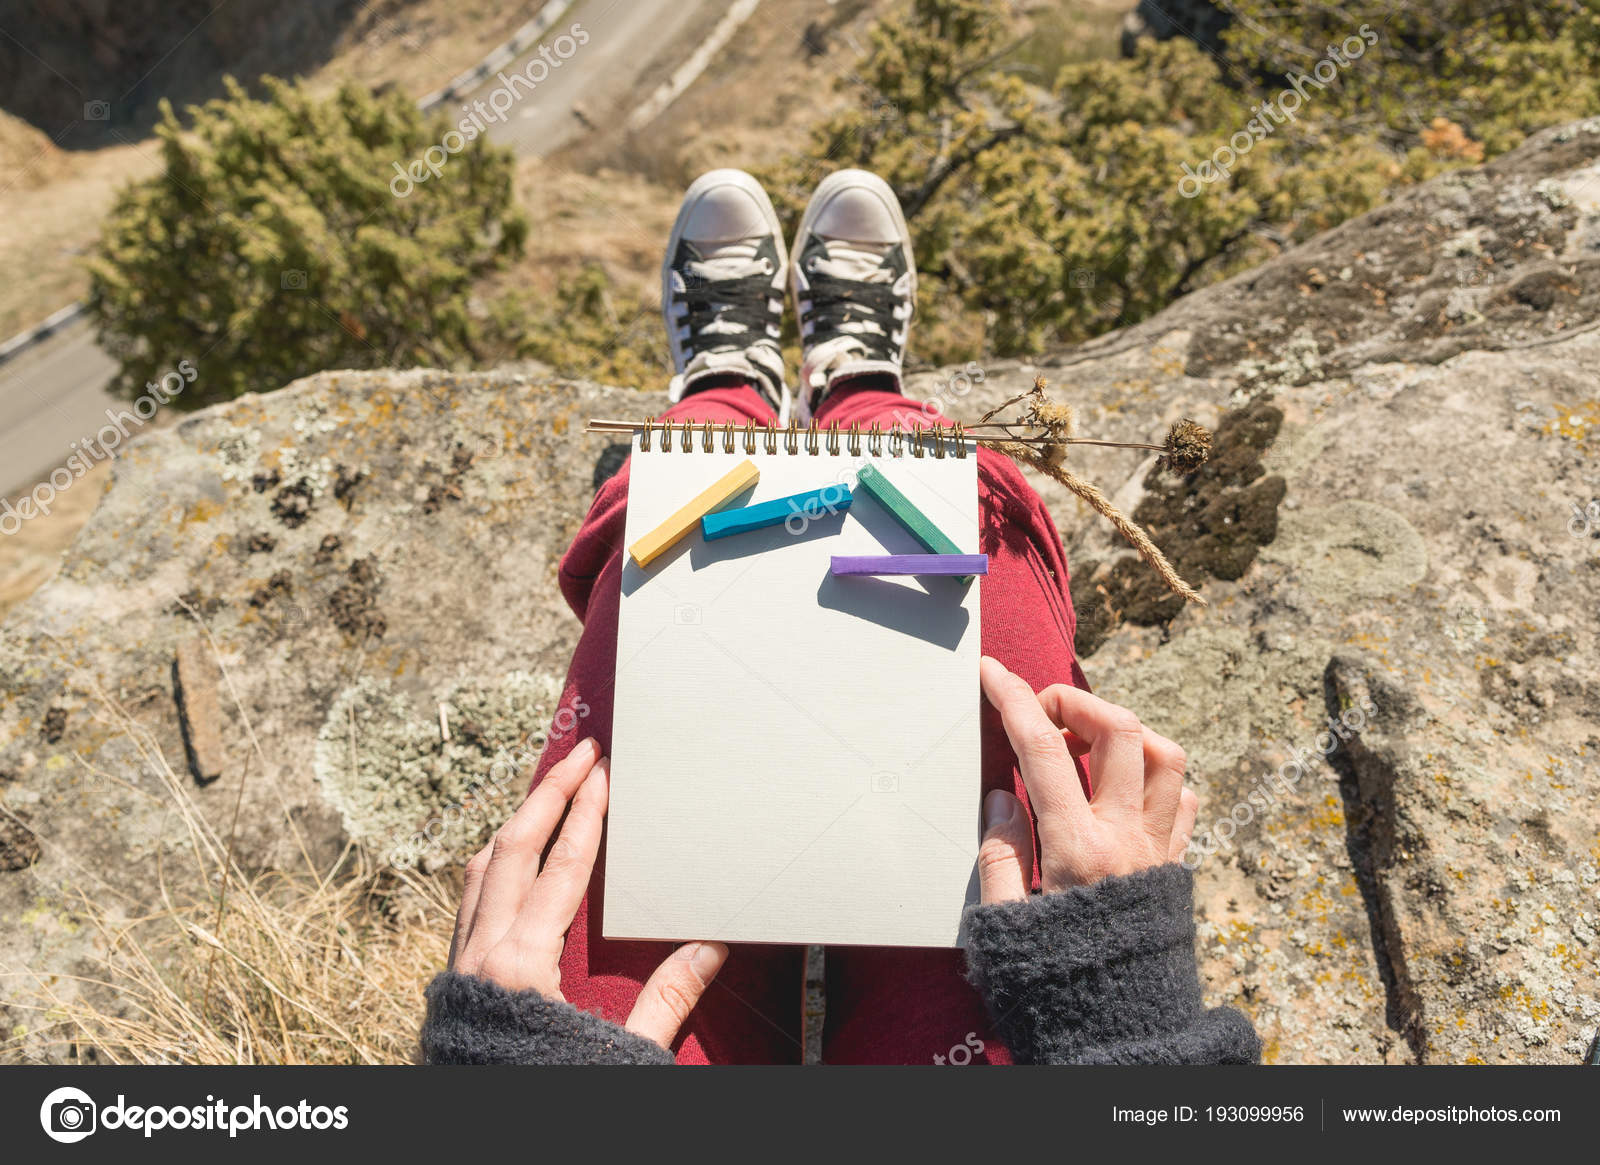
[625, 941, 729, 1049]
[520, 760, 609, 941]
[460, 737, 602, 963]
[449, 842, 492, 969]
[1029, 686, 1092, 758]
[1140, 727, 1187, 844]
[1033, 682, 1147, 817]
[979, 657, 1091, 828]
[977, 789, 1032, 904]
[1169, 788, 1199, 862]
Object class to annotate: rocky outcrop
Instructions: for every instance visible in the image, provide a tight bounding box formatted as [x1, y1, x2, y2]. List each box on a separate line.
[966, 117, 1600, 1064]
[3, 120, 1599, 1063]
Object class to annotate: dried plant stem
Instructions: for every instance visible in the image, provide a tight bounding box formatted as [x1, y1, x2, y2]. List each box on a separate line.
[965, 430, 1167, 452]
[995, 440, 1205, 606]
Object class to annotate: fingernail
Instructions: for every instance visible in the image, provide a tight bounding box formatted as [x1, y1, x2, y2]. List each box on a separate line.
[984, 789, 1016, 829]
[689, 942, 722, 980]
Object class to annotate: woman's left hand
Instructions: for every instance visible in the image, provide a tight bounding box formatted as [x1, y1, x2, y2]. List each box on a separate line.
[447, 737, 729, 1048]
[975, 657, 1199, 903]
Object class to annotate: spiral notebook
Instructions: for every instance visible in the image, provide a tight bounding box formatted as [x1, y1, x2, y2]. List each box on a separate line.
[604, 422, 983, 948]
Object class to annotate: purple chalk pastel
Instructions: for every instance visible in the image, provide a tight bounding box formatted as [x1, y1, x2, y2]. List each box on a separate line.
[830, 554, 988, 577]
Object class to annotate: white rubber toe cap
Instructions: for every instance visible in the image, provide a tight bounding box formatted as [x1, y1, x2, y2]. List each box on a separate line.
[675, 169, 784, 247]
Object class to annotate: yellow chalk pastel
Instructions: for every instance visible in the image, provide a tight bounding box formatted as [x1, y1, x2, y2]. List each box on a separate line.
[629, 459, 761, 567]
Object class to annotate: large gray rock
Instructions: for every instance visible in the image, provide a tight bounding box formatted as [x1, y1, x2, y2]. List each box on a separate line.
[909, 116, 1600, 1065]
[0, 367, 667, 1058]
[4, 119, 1600, 1064]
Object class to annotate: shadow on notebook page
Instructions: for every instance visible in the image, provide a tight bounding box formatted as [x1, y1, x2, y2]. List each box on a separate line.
[685, 506, 850, 568]
[815, 571, 971, 651]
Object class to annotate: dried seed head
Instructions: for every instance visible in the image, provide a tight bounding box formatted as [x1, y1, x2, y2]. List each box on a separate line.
[1021, 377, 1076, 442]
[1160, 418, 1211, 474]
[1033, 399, 1076, 436]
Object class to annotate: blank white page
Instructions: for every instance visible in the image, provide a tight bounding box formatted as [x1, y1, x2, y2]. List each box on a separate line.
[604, 430, 982, 947]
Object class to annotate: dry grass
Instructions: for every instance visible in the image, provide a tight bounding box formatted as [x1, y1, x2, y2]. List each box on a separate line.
[0, 463, 115, 619]
[0, 110, 72, 191]
[17, 864, 452, 1065]
[492, 165, 683, 305]
[3, 649, 455, 1065]
[0, 117, 159, 338]
[305, 0, 540, 102]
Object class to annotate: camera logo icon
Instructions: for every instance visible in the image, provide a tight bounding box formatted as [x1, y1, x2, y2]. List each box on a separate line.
[40, 1086, 97, 1143]
[870, 771, 899, 793]
[83, 100, 110, 121]
[673, 604, 702, 626]
[281, 269, 308, 291]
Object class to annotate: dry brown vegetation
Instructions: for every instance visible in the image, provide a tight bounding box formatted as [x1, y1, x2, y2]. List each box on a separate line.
[0, 464, 114, 620]
[3, 668, 454, 1064]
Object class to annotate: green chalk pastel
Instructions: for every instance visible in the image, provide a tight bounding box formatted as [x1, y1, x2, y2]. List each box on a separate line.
[855, 464, 964, 556]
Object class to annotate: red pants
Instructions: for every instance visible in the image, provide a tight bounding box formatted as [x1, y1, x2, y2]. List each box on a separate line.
[532, 379, 1090, 1064]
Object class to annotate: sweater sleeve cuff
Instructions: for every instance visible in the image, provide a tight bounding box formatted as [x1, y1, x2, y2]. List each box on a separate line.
[963, 863, 1260, 1064]
[420, 972, 676, 1065]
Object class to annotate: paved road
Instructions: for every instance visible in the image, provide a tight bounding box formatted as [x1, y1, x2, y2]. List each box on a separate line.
[467, 0, 713, 156]
[0, 0, 716, 497]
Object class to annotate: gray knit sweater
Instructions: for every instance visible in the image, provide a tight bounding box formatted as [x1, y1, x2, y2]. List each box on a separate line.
[420, 862, 1259, 1065]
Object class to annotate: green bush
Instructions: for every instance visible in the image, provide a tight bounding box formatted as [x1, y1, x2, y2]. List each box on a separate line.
[764, 0, 1600, 366]
[485, 265, 670, 389]
[88, 78, 527, 408]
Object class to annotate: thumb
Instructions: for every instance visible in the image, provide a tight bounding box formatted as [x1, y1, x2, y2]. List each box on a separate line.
[624, 941, 729, 1049]
[978, 789, 1032, 904]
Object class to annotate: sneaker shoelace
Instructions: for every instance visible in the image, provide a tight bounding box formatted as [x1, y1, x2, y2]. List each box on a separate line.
[798, 239, 906, 363]
[671, 241, 779, 361]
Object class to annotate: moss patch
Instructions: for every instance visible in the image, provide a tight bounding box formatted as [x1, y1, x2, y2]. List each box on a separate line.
[1071, 398, 1287, 656]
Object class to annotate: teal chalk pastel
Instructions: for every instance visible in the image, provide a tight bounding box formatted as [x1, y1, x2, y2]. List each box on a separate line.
[701, 484, 854, 540]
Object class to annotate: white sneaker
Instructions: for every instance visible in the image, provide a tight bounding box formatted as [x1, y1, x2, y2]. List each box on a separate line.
[789, 169, 917, 421]
[662, 169, 790, 422]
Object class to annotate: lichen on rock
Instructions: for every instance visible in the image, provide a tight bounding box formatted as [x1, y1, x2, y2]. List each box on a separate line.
[314, 671, 567, 870]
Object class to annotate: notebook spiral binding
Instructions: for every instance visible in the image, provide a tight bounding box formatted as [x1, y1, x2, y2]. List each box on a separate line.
[635, 419, 970, 459]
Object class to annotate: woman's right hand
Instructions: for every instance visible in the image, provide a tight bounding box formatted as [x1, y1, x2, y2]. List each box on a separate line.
[448, 738, 729, 1049]
[975, 656, 1198, 903]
